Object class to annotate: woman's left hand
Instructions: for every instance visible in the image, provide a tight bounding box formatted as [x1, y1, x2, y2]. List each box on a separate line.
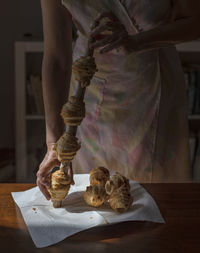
[90, 12, 135, 53]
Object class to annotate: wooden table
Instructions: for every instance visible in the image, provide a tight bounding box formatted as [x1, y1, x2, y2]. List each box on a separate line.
[0, 183, 200, 253]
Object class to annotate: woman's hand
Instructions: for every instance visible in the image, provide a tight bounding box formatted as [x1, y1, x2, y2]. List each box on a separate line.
[36, 144, 60, 200]
[90, 12, 136, 53]
[36, 143, 75, 200]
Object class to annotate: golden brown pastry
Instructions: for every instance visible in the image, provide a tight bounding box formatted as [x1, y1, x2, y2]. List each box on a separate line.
[54, 132, 81, 164]
[89, 167, 110, 186]
[105, 172, 130, 195]
[61, 96, 85, 126]
[109, 184, 133, 213]
[84, 184, 108, 207]
[72, 55, 97, 87]
[48, 169, 71, 208]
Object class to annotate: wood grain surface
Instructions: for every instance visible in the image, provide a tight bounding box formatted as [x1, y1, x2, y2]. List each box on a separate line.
[0, 183, 200, 253]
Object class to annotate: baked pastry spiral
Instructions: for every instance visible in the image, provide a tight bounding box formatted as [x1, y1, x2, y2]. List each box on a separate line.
[89, 167, 110, 186]
[61, 96, 85, 126]
[72, 56, 97, 88]
[83, 184, 108, 207]
[105, 172, 130, 195]
[54, 132, 81, 164]
[48, 169, 71, 208]
[109, 184, 133, 213]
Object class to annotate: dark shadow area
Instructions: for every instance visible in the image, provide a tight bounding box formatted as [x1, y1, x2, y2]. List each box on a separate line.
[0, 220, 163, 253]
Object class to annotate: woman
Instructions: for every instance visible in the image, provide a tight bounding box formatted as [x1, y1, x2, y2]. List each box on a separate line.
[37, 0, 200, 200]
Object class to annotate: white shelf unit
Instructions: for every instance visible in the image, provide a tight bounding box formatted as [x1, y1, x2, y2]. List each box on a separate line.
[177, 41, 200, 181]
[176, 41, 200, 133]
[15, 41, 44, 182]
[176, 41, 200, 52]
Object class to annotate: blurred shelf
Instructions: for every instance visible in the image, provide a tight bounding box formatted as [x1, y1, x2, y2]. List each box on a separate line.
[26, 115, 45, 120]
[15, 41, 43, 52]
[189, 115, 200, 132]
[188, 115, 200, 120]
[15, 41, 45, 182]
[176, 41, 200, 52]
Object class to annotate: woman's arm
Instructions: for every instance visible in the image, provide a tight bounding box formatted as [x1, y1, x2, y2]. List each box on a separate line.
[41, 0, 72, 145]
[133, 14, 200, 52]
[37, 0, 72, 199]
[90, 0, 200, 53]
[128, 0, 200, 52]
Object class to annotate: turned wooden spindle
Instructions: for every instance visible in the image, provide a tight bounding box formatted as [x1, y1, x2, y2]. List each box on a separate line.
[51, 19, 99, 208]
[66, 22, 98, 137]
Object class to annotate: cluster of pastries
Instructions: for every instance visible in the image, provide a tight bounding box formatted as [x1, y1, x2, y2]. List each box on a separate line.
[84, 167, 109, 207]
[84, 167, 133, 213]
[47, 169, 71, 208]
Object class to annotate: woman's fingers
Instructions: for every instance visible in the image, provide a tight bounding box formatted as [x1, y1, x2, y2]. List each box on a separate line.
[37, 178, 51, 200]
[36, 150, 61, 200]
[90, 11, 129, 53]
[100, 32, 127, 53]
[91, 33, 118, 49]
[95, 11, 117, 23]
[37, 158, 60, 187]
[36, 170, 50, 187]
[90, 21, 119, 37]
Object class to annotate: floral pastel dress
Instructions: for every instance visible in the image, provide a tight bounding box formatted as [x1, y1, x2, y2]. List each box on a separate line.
[61, 0, 192, 183]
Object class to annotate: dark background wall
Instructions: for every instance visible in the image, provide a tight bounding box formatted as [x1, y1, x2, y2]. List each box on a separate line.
[0, 0, 43, 148]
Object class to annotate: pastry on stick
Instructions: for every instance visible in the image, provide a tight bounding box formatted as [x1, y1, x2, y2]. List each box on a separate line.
[48, 169, 71, 208]
[72, 55, 97, 87]
[54, 132, 81, 163]
[61, 96, 85, 126]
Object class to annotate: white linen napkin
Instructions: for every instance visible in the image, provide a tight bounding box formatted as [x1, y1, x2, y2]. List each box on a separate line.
[12, 174, 165, 248]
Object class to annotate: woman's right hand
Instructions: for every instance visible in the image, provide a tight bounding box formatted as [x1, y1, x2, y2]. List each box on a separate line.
[36, 144, 60, 200]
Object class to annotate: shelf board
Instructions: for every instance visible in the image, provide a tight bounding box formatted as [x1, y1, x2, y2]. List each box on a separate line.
[26, 115, 45, 120]
[176, 41, 200, 52]
[189, 115, 200, 132]
[188, 115, 200, 120]
[15, 41, 43, 52]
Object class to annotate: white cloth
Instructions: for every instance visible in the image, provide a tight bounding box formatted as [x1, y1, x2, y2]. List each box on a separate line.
[12, 174, 165, 248]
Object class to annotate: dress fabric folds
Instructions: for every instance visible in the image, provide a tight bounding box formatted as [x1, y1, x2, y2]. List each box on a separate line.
[61, 0, 191, 182]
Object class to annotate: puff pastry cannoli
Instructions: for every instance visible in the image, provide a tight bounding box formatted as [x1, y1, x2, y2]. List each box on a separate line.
[83, 184, 108, 207]
[105, 172, 130, 195]
[109, 184, 133, 213]
[72, 56, 97, 87]
[48, 169, 71, 208]
[61, 96, 85, 126]
[54, 132, 81, 164]
[90, 167, 110, 186]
